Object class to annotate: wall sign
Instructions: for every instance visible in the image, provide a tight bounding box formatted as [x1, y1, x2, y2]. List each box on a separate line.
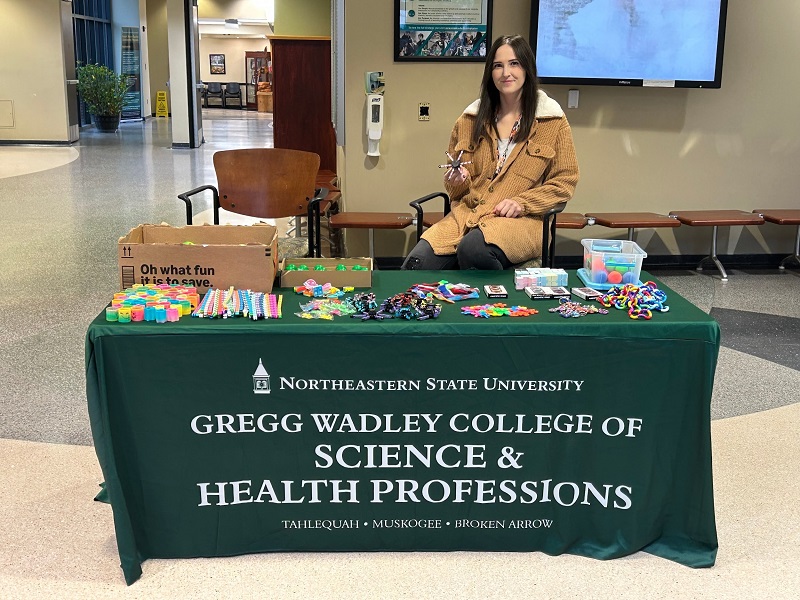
[395, 0, 493, 62]
[121, 27, 142, 119]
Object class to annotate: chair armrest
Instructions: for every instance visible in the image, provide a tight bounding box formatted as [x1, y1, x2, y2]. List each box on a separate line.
[306, 187, 329, 258]
[409, 192, 450, 241]
[177, 185, 220, 225]
[541, 202, 567, 269]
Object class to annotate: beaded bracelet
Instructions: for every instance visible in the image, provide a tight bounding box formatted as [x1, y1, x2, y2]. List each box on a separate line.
[548, 297, 609, 318]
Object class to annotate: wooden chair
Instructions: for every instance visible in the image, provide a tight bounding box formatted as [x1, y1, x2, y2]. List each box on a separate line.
[177, 148, 328, 259]
[408, 192, 566, 268]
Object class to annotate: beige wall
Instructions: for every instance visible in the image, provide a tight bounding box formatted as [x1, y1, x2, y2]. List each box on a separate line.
[275, 0, 330, 37]
[199, 0, 271, 20]
[0, 0, 70, 142]
[340, 0, 800, 257]
[146, 0, 170, 116]
[199, 38, 268, 83]
[166, 0, 189, 144]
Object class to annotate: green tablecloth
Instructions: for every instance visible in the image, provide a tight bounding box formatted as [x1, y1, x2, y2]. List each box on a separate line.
[86, 271, 719, 584]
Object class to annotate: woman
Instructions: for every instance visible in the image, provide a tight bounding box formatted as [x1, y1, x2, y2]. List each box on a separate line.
[402, 34, 579, 270]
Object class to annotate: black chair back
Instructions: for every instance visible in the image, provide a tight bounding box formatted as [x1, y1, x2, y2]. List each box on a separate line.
[223, 83, 243, 109]
[204, 82, 223, 108]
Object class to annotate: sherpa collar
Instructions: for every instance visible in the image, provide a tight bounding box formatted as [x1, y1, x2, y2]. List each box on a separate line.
[462, 89, 564, 119]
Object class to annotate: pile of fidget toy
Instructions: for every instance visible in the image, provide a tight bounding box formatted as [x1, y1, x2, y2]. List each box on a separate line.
[351, 292, 442, 321]
[296, 298, 357, 319]
[293, 279, 354, 298]
[105, 283, 200, 323]
[284, 263, 369, 272]
[514, 267, 569, 290]
[192, 287, 283, 319]
[408, 281, 480, 303]
[462, 303, 539, 318]
[549, 297, 609, 318]
[599, 281, 669, 320]
[296, 290, 444, 321]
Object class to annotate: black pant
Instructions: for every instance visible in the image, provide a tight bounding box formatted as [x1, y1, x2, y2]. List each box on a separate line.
[401, 228, 513, 270]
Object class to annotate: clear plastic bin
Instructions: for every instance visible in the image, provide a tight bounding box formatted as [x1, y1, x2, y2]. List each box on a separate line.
[580, 239, 647, 288]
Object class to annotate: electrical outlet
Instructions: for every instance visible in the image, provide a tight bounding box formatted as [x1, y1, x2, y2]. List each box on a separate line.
[567, 89, 579, 109]
[418, 103, 430, 121]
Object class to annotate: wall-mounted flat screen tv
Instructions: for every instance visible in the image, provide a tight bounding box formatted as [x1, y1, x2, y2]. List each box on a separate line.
[529, 0, 729, 88]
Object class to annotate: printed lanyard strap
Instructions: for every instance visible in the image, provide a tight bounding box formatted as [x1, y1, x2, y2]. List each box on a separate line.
[494, 115, 521, 178]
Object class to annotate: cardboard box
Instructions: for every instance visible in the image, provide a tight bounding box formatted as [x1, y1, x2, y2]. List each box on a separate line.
[279, 257, 372, 289]
[118, 224, 278, 293]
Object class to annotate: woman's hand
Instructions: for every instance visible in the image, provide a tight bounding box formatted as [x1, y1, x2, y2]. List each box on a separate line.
[493, 198, 523, 218]
[445, 165, 470, 186]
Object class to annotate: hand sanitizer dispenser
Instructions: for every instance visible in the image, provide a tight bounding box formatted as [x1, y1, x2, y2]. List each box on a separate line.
[366, 93, 384, 157]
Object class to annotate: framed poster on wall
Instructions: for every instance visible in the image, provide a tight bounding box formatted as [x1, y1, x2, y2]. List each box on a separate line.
[121, 27, 142, 119]
[210, 54, 226, 75]
[395, 0, 492, 62]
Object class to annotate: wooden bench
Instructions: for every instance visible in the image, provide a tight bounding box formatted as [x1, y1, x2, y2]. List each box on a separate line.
[669, 210, 765, 281]
[753, 209, 800, 270]
[557, 212, 593, 229]
[328, 212, 414, 257]
[585, 212, 680, 240]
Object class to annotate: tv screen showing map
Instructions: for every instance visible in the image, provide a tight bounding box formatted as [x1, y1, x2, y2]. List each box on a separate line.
[530, 0, 728, 88]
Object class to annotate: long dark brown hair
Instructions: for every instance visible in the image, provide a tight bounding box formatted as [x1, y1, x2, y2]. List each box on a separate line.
[471, 35, 539, 148]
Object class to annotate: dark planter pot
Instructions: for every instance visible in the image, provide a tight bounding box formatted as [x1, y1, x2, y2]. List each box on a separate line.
[93, 114, 121, 132]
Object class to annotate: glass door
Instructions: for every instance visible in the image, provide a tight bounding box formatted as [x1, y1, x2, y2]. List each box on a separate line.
[245, 51, 267, 110]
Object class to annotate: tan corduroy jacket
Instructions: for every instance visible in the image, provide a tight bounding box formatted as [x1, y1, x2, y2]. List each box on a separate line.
[422, 90, 579, 264]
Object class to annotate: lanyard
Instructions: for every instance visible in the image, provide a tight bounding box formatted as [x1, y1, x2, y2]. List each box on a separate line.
[494, 115, 521, 178]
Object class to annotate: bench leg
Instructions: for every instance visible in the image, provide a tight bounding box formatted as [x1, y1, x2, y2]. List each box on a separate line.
[778, 224, 800, 271]
[696, 225, 729, 281]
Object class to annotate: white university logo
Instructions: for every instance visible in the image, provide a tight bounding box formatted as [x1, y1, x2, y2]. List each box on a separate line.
[253, 359, 271, 394]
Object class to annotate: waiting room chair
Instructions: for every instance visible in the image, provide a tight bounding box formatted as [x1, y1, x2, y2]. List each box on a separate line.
[205, 82, 224, 108]
[178, 148, 328, 260]
[409, 192, 566, 268]
[223, 82, 243, 109]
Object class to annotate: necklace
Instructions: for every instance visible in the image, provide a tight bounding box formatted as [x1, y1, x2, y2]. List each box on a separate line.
[494, 114, 521, 178]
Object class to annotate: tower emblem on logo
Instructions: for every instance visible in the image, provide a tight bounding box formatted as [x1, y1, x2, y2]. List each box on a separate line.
[253, 359, 271, 394]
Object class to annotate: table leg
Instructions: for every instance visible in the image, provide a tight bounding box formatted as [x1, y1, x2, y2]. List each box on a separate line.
[696, 225, 728, 281]
[778, 224, 800, 270]
[327, 203, 343, 257]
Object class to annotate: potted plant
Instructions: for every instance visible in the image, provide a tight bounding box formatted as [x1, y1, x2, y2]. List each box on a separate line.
[76, 63, 130, 132]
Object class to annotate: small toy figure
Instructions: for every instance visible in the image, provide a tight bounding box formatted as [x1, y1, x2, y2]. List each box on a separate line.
[438, 150, 472, 180]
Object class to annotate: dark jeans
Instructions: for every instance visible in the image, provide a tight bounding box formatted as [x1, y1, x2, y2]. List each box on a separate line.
[401, 228, 513, 270]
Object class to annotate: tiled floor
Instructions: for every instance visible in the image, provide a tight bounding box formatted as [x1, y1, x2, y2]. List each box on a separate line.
[0, 111, 798, 598]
